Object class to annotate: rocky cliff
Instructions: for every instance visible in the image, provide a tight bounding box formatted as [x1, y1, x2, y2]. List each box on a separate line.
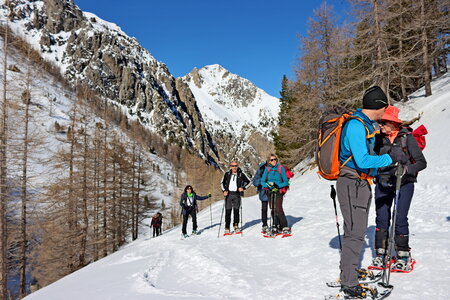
[3, 0, 218, 163]
[2, 0, 280, 172]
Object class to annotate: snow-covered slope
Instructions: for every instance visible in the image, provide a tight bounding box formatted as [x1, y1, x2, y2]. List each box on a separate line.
[23, 73, 450, 299]
[182, 65, 280, 171]
[182, 64, 279, 138]
[0, 33, 176, 222]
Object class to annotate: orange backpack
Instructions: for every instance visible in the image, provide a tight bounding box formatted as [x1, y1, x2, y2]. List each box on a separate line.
[316, 108, 375, 181]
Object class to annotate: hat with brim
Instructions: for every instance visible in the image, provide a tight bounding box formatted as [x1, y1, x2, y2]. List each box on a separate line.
[381, 105, 402, 124]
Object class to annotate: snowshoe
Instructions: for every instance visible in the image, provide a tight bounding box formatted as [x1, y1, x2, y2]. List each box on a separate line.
[325, 283, 393, 300]
[326, 269, 382, 288]
[391, 251, 415, 273]
[223, 228, 232, 236]
[281, 227, 292, 237]
[261, 225, 269, 234]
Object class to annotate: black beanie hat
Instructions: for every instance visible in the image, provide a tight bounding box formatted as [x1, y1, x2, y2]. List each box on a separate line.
[363, 86, 388, 109]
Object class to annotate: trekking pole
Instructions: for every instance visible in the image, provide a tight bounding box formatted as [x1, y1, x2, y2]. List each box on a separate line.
[209, 196, 213, 228]
[240, 196, 243, 237]
[272, 190, 277, 234]
[330, 185, 342, 251]
[380, 164, 404, 288]
[217, 197, 226, 238]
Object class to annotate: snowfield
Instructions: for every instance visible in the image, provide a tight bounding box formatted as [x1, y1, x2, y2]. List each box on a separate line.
[24, 73, 450, 299]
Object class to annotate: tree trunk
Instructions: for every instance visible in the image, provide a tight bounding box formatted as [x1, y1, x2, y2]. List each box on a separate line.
[420, 0, 432, 96]
[0, 23, 9, 300]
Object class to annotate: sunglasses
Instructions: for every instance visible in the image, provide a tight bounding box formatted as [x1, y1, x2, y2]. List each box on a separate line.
[270, 158, 278, 162]
[379, 121, 388, 126]
[230, 165, 238, 168]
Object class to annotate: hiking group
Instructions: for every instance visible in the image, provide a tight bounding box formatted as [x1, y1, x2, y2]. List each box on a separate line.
[170, 85, 426, 299]
[317, 86, 427, 299]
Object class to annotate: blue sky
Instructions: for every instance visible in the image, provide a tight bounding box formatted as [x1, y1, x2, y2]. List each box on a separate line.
[74, 0, 349, 97]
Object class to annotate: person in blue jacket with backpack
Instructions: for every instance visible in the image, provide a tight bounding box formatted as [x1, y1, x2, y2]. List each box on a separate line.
[180, 185, 211, 238]
[260, 154, 290, 234]
[336, 86, 400, 298]
[252, 160, 270, 234]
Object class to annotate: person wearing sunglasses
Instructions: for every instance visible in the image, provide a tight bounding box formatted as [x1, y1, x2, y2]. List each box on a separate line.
[220, 160, 251, 233]
[371, 105, 427, 271]
[260, 154, 290, 235]
[180, 185, 211, 238]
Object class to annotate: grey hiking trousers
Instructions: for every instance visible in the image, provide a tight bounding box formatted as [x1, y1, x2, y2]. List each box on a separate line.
[336, 176, 372, 287]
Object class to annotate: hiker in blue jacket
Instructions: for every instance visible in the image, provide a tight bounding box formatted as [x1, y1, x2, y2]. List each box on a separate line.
[261, 154, 290, 234]
[336, 86, 399, 298]
[252, 161, 269, 233]
[180, 185, 211, 238]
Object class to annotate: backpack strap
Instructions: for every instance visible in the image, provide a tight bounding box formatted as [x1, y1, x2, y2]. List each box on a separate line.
[342, 116, 377, 182]
[277, 165, 284, 183]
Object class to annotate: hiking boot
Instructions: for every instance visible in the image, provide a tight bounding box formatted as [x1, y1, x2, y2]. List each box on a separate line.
[234, 225, 241, 232]
[191, 230, 197, 235]
[371, 248, 386, 267]
[224, 228, 230, 234]
[393, 250, 411, 270]
[372, 256, 385, 268]
[261, 225, 269, 234]
[183, 234, 189, 238]
[341, 285, 367, 298]
[282, 227, 291, 234]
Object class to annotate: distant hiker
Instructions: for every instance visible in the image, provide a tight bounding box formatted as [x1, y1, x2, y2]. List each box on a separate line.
[180, 185, 211, 238]
[336, 86, 395, 298]
[371, 105, 427, 271]
[260, 154, 291, 235]
[252, 160, 270, 234]
[220, 160, 251, 233]
[151, 212, 163, 237]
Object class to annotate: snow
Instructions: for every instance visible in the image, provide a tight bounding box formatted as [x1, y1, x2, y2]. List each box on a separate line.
[24, 73, 450, 299]
[183, 64, 280, 138]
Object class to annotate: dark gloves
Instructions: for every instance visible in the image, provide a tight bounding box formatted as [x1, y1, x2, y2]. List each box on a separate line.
[208, 193, 212, 198]
[389, 152, 408, 165]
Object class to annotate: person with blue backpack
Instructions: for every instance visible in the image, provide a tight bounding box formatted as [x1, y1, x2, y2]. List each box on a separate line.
[260, 154, 290, 235]
[252, 160, 270, 234]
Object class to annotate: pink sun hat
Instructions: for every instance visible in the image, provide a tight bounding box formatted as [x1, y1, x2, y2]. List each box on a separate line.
[381, 105, 403, 124]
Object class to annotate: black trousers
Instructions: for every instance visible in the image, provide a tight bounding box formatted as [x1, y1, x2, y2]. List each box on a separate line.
[266, 190, 288, 229]
[182, 207, 197, 235]
[225, 192, 241, 229]
[152, 227, 161, 237]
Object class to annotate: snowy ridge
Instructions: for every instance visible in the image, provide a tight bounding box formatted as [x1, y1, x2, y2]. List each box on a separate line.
[183, 64, 280, 138]
[24, 73, 450, 299]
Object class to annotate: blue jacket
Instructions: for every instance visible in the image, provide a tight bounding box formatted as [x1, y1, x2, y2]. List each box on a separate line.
[339, 109, 392, 176]
[261, 163, 289, 189]
[252, 162, 269, 201]
[180, 192, 208, 215]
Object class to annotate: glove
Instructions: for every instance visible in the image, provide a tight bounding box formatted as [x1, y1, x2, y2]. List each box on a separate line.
[389, 152, 408, 165]
[208, 193, 212, 198]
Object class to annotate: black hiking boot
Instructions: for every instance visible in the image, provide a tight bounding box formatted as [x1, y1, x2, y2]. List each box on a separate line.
[341, 285, 367, 298]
